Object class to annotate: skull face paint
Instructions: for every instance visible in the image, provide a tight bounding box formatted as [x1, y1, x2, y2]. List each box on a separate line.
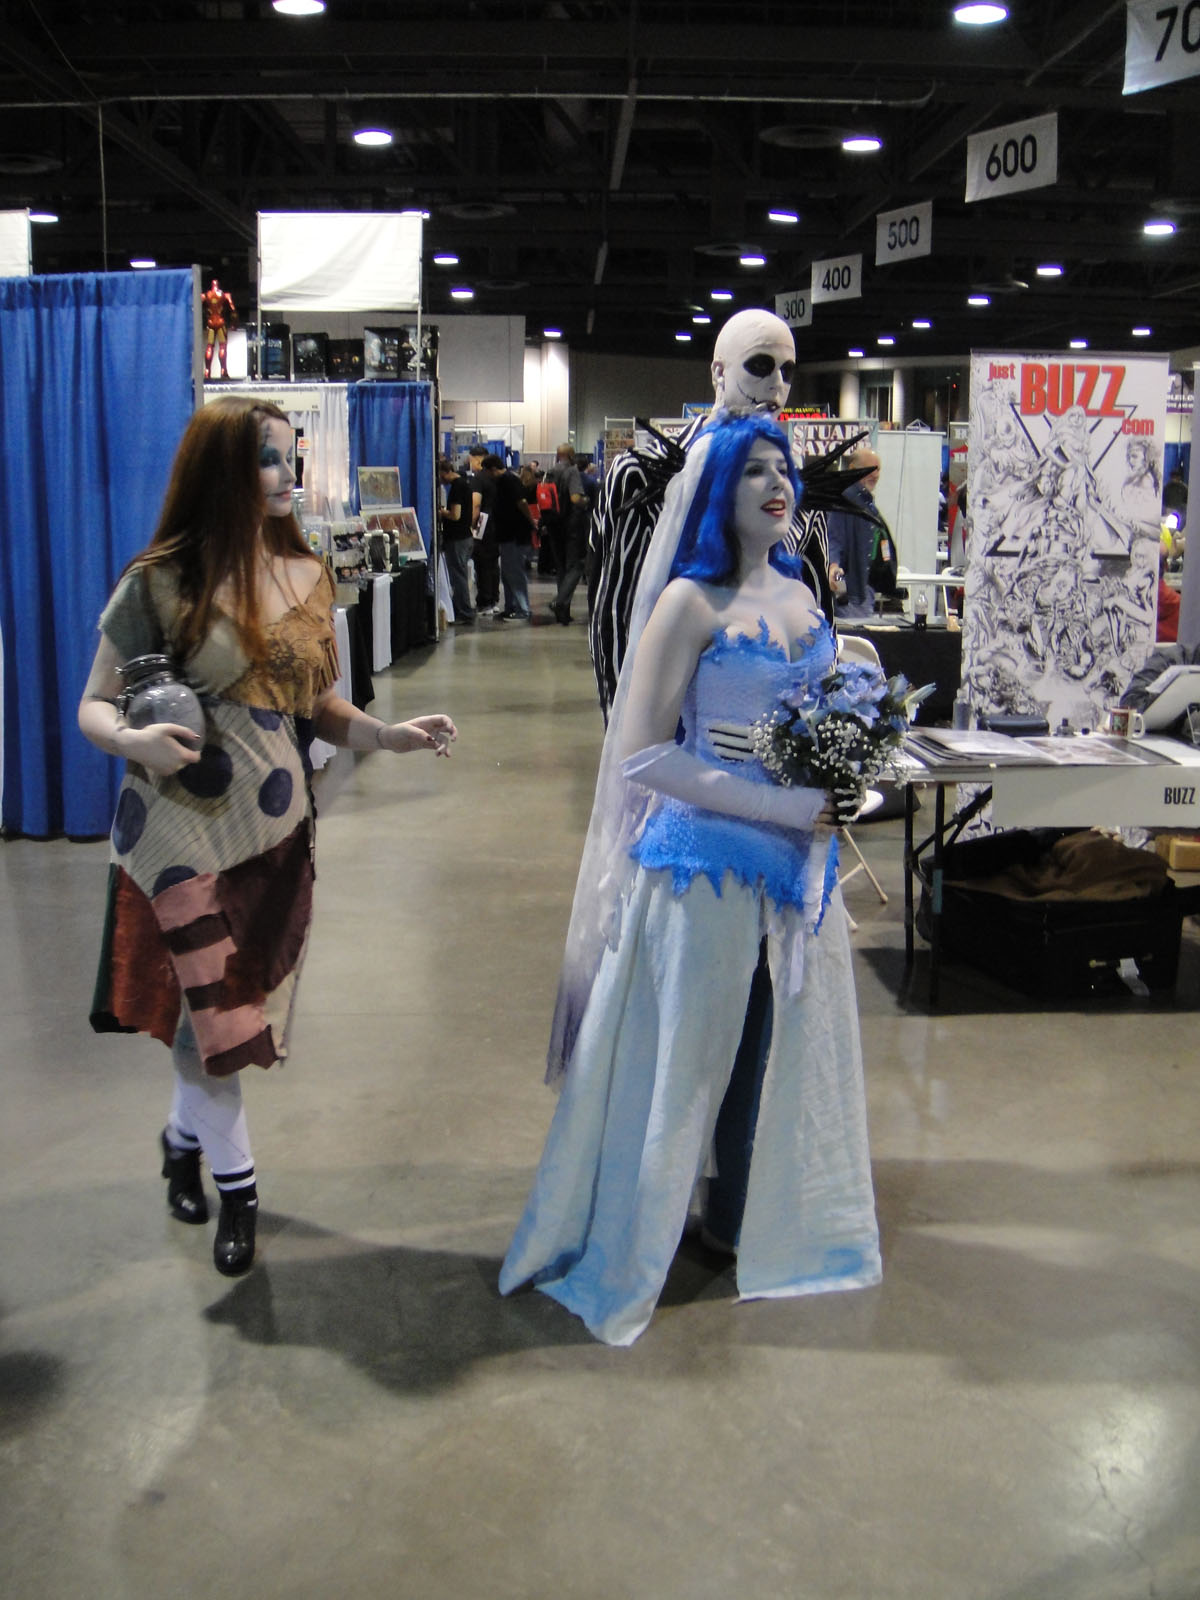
[710, 309, 796, 415]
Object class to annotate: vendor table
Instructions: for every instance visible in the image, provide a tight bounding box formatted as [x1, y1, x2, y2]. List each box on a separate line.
[901, 735, 1200, 1005]
[358, 566, 431, 673]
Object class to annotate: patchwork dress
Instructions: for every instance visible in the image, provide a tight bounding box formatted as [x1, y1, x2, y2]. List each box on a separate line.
[90, 562, 339, 1076]
[500, 620, 881, 1345]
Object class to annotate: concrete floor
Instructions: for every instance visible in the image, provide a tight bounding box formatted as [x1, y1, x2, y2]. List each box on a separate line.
[2, 577, 1199, 1600]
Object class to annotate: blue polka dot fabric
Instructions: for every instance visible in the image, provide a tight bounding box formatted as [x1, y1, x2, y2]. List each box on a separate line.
[258, 768, 293, 817]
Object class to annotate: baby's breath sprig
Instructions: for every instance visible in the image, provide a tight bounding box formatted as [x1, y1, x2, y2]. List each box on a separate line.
[751, 667, 934, 801]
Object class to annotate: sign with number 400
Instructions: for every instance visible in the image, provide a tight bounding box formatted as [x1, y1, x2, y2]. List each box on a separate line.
[810, 253, 862, 304]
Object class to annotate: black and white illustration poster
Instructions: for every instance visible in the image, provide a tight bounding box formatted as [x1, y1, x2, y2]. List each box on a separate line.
[963, 351, 1169, 731]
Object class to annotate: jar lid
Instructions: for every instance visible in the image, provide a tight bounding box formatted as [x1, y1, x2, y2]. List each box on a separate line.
[119, 653, 174, 681]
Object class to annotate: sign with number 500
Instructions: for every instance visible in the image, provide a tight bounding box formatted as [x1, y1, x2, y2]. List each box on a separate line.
[965, 112, 1058, 203]
[875, 201, 933, 265]
[1125, 0, 1200, 92]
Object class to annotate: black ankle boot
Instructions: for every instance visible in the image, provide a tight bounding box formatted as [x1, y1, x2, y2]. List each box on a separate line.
[160, 1129, 209, 1225]
[213, 1188, 258, 1277]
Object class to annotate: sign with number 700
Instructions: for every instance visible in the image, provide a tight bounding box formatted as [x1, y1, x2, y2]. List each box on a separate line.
[1125, 0, 1200, 92]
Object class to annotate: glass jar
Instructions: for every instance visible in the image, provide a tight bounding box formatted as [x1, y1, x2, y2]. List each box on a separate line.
[119, 655, 206, 740]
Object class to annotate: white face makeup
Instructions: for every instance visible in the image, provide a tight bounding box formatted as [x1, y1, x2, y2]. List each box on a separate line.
[711, 309, 796, 415]
[732, 438, 795, 552]
[259, 416, 296, 515]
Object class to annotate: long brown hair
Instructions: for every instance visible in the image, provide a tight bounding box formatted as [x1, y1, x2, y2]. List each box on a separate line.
[130, 396, 315, 662]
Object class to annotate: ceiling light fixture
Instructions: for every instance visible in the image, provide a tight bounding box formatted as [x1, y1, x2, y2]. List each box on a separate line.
[449, 286, 474, 300]
[1144, 219, 1176, 236]
[912, 319, 932, 329]
[953, 4, 1008, 23]
[130, 257, 156, 269]
[432, 253, 459, 266]
[692, 313, 711, 325]
[1069, 338, 1088, 349]
[848, 348, 865, 359]
[28, 210, 57, 223]
[1036, 263, 1064, 277]
[968, 294, 990, 306]
[842, 136, 883, 153]
[543, 328, 562, 339]
[739, 253, 766, 267]
[711, 289, 734, 301]
[273, 0, 325, 13]
[353, 128, 393, 147]
[675, 332, 693, 342]
[877, 335, 895, 346]
[1131, 326, 1152, 337]
[767, 209, 799, 225]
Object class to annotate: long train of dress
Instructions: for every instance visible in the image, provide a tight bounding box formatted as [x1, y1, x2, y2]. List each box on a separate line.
[500, 620, 882, 1344]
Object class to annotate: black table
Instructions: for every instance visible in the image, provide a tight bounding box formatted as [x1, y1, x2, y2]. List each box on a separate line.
[840, 621, 962, 725]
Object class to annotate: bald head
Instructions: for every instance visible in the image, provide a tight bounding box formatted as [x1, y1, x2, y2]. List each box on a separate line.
[711, 309, 796, 416]
[848, 447, 881, 491]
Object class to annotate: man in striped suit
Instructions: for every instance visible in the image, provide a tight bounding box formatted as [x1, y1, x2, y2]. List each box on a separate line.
[588, 309, 834, 721]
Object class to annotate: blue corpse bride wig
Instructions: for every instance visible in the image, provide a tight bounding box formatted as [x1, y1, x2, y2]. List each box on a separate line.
[669, 410, 806, 586]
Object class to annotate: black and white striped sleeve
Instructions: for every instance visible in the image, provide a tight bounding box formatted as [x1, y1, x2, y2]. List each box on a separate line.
[588, 451, 661, 720]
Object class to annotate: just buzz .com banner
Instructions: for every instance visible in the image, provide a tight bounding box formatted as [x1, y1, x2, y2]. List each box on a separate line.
[962, 350, 1170, 733]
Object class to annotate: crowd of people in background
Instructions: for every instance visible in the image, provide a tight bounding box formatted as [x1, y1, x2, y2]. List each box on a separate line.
[439, 443, 602, 628]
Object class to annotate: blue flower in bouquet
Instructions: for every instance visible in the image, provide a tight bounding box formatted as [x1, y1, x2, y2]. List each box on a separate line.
[753, 664, 934, 802]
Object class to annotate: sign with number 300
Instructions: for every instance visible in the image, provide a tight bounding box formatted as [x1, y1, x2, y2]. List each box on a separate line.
[1125, 0, 1200, 93]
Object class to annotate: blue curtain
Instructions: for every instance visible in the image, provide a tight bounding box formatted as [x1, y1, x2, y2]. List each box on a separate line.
[0, 269, 194, 837]
[347, 381, 435, 554]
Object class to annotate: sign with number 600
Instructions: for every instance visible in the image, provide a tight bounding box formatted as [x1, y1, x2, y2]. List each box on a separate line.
[965, 112, 1057, 203]
[1125, 0, 1200, 92]
[875, 201, 933, 265]
[775, 289, 812, 328]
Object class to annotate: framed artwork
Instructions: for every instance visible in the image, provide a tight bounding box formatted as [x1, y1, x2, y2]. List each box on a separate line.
[394, 507, 425, 554]
[357, 466, 403, 509]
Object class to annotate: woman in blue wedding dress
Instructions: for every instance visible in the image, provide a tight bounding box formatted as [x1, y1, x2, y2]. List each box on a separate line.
[500, 412, 881, 1345]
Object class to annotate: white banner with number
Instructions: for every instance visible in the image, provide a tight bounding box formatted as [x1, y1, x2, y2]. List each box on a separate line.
[774, 288, 812, 328]
[810, 253, 862, 303]
[875, 201, 932, 265]
[0, 209, 31, 276]
[962, 350, 1169, 733]
[965, 113, 1058, 203]
[1125, 0, 1200, 92]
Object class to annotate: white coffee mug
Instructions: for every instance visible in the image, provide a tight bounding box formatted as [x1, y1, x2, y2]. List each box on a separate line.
[1102, 706, 1144, 738]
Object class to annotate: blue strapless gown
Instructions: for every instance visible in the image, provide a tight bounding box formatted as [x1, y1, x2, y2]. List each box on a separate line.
[500, 622, 881, 1345]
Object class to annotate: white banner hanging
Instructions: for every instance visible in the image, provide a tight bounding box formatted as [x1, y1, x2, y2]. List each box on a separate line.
[875, 201, 933, 266]
[774, 287, 812, 328]
[259, 212, 422, 312]
[965, 113, 1058, 203]
[1125, 0, 1200, 93]
[962, 349, 1170, 733]
[810, 253, 862, 303]
[0, 209, 31, 276]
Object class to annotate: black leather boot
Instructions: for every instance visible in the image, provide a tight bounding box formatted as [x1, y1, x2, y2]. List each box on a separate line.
[160, 1129, 209, 1225]
[213, 1188, 258, 1277]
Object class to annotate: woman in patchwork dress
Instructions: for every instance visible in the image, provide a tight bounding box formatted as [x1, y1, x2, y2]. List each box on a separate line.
[79, 397, 456, 1277]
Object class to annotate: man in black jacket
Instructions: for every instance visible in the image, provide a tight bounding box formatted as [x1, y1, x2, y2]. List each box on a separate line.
[482, 455, 535, 620]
